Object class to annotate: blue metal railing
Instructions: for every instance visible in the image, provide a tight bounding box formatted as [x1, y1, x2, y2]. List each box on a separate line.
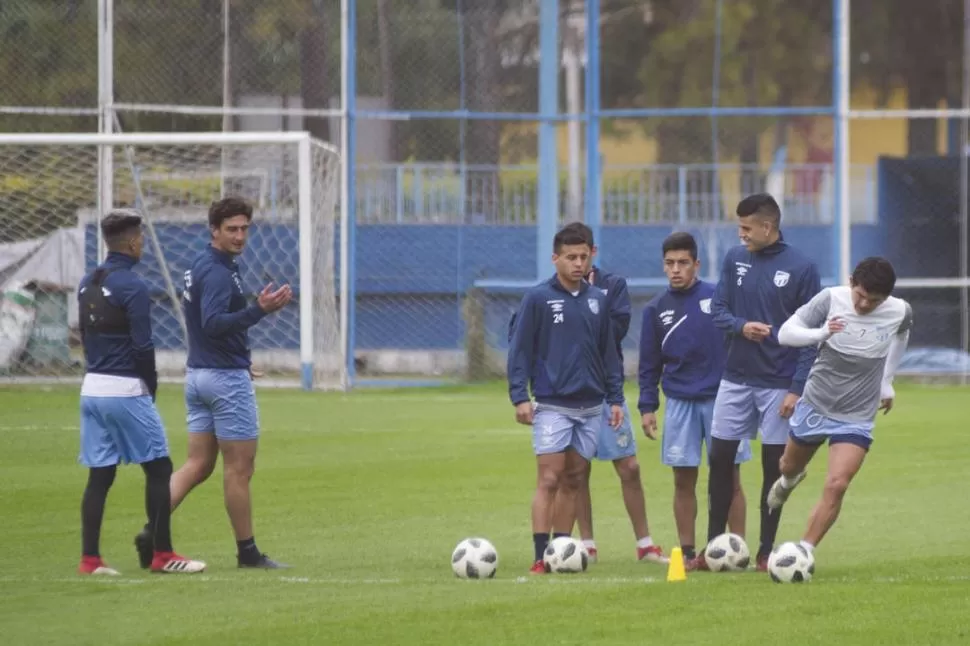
[353, 162, 877, 226]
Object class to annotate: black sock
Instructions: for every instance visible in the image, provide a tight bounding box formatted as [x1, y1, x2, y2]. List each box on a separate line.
[759, 444, 786, 558]
[142, 458, 174, 553]
[533, 532, 550, 563]
[682, 545, 696, 560]
[707, 438, 741, 544]
[81, 466, 117, 557]
[238, 537, 260, 562]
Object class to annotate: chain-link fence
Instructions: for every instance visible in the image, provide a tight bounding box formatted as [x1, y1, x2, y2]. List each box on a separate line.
[3, 0, 969, 386]
[847, 0, 970, 375]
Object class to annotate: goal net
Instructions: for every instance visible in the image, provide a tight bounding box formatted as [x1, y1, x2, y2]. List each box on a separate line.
[0, 132, 345, 390]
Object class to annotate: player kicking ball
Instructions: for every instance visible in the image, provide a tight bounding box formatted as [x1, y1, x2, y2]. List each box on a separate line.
[767, 257, 911, 555]
[507, 224, 626, 574]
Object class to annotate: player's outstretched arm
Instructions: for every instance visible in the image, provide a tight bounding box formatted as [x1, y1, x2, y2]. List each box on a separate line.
[790, 263, 824, 395]
[711, 253, 747, 335]
[122, 279, 158, 399]
[507, 293, 537, 406]
[777, 314, 832, 347]
[200, 269, 269, 338]
[636, 303, 662, 415]
[778, 289, 836, 348]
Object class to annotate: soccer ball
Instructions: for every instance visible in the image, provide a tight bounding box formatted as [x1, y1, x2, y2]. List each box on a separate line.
[767, 542, 815, 583]
[451, 537, 499, 579]
[543, 536, 589, 573]
[704, 532, 751, 572]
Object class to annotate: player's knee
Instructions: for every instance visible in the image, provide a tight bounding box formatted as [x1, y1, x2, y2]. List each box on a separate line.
[88, 465, 117, 491]
[615, 458, 641, 484]
[673, 468, 697, 493]
[224, 453, 256, 481]
[142, 456, 173, 481]
[823, 474, 851, 500]
[183, 454, 217, 483]
[536, 468, 561, 492]
[554, 462, 582, 492]
[708, 439, 737, 471]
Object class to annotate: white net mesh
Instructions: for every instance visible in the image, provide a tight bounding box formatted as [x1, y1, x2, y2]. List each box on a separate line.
[0, 133, 344, 390]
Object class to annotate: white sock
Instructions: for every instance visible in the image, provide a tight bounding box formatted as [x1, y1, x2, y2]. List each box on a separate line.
[583, 539, 596, 551]
[799, 540, 815, 554]
[781, 472, 802, 488]
[636, 536, 654, 549]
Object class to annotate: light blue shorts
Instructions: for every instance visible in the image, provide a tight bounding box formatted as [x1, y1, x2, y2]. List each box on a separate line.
[80, 395, 169, 468]
[710, 380, 791, 446]
[595, 401, 636, 462]
[185, 368, 260, 441]
[662, 397, 753, 467]
[789, 399, 874, 451]
[532, 406, 600, 461]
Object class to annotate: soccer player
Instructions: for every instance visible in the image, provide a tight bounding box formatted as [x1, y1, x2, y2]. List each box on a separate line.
[507, 224, 626, 574]
[766, 257, 911, 553]
[638, 232, 750, 564]
[699, 193, 822, 571]
[548, 222, 667, 564]
[135, 197, 292, 570]
[78, 210, 205, 575]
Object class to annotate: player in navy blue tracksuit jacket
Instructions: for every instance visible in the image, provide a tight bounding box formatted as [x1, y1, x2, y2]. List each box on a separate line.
[144, 197, 292, 571]
[702, 193, 822, 570]
[506, 224, 625, 573]
[637, 232, 749, 562]
[545, 223, 668, 564]
[77, 210, 204, 575]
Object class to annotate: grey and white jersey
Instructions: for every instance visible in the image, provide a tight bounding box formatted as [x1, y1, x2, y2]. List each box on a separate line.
[795, 286, 913, 423]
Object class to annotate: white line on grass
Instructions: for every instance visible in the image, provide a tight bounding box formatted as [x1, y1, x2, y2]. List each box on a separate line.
[2, 574, 968, 586]
[0, 425, 78, 432]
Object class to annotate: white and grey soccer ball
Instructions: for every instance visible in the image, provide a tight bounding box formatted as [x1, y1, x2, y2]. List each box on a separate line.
[451, 537, 499, 579]
[704, 532, 751, 572]
[767, 541, 815, 583]
[543, 536, 589, 573]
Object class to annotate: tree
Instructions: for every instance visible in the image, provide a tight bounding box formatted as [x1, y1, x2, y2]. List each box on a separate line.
[852, 0, 963, 155]
[601, 0, 832, 165]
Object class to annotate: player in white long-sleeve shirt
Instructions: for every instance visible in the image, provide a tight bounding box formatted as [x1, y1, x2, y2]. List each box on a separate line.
[766, 257, 912, 554]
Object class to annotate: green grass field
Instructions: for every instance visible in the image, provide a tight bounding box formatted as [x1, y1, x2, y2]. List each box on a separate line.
[1, 381, 968, 645]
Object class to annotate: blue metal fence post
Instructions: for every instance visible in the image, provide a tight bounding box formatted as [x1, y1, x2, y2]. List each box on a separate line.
[832, 0, 849, 285]
[345, 0, 358, 385]
[584, 0, 602, 258]
[537, 0, 560, 280]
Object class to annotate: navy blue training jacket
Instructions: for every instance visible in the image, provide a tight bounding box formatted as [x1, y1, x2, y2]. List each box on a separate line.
[637, 280, 724, 413]
[78, 251, 158, 396]
[711, 238, 821, 394]
[507, 275, 625, 409]
[182, 245, 266, 370]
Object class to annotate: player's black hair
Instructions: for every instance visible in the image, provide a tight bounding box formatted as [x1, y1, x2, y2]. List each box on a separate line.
[851, 256, 896, 296]
[736, 192, 781, 228]
[100, 209, 142, 249]
[558, 221, 595, 246]
[662, 231, 698, 261]
[208, 196, 254, 230]
[553, 224, 592, 253]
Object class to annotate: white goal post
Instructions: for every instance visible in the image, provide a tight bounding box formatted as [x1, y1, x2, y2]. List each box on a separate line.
[0, 131, 346, 391]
